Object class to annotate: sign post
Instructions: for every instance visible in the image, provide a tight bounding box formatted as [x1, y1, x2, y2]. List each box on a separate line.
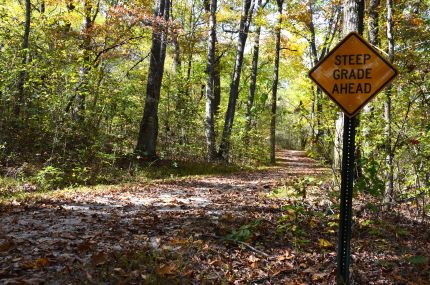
[308, 32, 398, 284]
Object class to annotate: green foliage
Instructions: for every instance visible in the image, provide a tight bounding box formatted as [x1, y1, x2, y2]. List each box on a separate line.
[355, 157, 384, 197]
[0, 177, 23, 194]
[269, 176, 318, 199]
[225, 220, 261, 243]
[0, 0, 428, 216]
[34, 166, 65, 190]
[276, 204, 309, 245]
[70, 166, 91, 186]
[407, 255, 428, 265]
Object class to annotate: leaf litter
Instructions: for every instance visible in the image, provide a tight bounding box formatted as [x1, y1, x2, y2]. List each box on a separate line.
[0, 150, 429, 284]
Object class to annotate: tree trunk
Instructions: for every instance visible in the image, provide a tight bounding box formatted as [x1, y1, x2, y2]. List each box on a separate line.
[307, 1, 321, 142]
[172, 32, 181, 73]
[40, 0, 45, 13]
[213, 55, 221, 114]
[135, 0, 170, 157]
[218, 0, 254, 161]
[270, 0, 283, 164]
[383, 0, 395, 209]
[185, 0, 195, 97]
[310, 85, 316, 142]
[361, 0, 380, 156]
[334, 0, 364, 170]
[15, 0, 31, 117]
[65, 0, 95, 118]
[308, 0, 339, 143]
[368, 0, 380, 46]
[76, 0, 93, 116]
[245, 0, 264, 145]
[204, 0, 218, 160]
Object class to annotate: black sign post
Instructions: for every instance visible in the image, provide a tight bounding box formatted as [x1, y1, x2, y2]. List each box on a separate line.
[336, 116, 356, 285]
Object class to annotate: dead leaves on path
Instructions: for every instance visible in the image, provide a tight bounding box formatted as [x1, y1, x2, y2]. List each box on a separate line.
[0, 239, 15, 252]
[0, 150, 429, 284]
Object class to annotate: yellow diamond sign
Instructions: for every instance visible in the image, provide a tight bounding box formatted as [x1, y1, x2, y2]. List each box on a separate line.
[309, 32, 399, 117]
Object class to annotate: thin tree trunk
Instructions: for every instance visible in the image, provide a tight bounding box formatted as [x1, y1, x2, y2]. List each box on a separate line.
[270, 0, 283, 164]
[383, 0, 395, 209]
[213, 55, 221, 114]
[172, 32, 181, 73]
[15, 0, 31, 117]
[76, 0, 94, 116]
[218, 0, 254, 161]
[310, 85, 316, 142]
[334, 0, 364, 170]
[361, 0, 380, 166]
[308, 0, 338, 143]
[245, 0, 264, 145]
[185, 0, 195, 97]
[64, 0, 96, 118]
[171, 15, 181, 141]
[307, 1, 322, 142]
[40, 0, 45, 13]
[204, 0, 218, 160]
[368, 0, 380, 46]
[136, 0, 170, 157]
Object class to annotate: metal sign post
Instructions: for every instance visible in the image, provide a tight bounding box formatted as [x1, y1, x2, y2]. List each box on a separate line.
[336, 116, 356, 284]
[308, 32, 399, 285]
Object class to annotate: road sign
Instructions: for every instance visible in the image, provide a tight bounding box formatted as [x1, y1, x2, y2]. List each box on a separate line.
[309, 32, 400, 285]
[309, 32, 398, 117]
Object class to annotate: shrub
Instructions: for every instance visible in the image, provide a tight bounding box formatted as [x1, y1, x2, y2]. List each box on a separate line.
[35, 166, 64, 190]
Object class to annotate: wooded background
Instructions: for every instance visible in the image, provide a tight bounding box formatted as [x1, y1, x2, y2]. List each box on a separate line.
[0, 0, 429, 214]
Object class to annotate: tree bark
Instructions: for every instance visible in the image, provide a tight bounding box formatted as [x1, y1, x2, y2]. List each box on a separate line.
[213, 55, 221, 114]
[64, 0, 97, 118]
[244, 0, 264, 146]
[15, 0, 31, 117]
[218, 0, 254, 161]
[361, 0, 380, 156]
[185, 0, 195, 97]
[270, 0, 283, 164]
[307, 0, 322, 142]
[334, 0, 364, 170]
[383, 0, 395, 209]
[204, 0, 218, 160]
[75, 0, 94, 116]
[368, 0, 380, 46]
[172, 32, 181, 73]
[135, 0, 170, 157]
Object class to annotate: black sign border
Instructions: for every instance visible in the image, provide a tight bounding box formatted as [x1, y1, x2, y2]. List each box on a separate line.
[308, 32, 399, 118]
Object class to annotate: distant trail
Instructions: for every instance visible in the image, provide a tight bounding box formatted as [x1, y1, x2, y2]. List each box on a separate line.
[0, 150, 330, 283]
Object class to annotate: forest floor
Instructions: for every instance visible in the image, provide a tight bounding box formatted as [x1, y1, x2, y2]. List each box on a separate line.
[0, 150, 429, 284]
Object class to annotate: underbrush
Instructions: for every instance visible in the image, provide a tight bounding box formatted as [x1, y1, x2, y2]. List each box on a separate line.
[0, 156, 246, 201]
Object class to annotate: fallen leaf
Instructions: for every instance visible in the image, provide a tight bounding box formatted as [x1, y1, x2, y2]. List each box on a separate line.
[91, 252, 108, 266]
[319, 238, 332, 248]
[304, 267, 315, 273]
[0, 240, 15, 252]
[208, 259, 222, 266]
[35, 257, 49, 267]
[157, 263, 177, 276]
[60, 232, 76, 239]
[247, 255, 260, 263]
[183, 269, 194, 277]
[271, 262, 294, 276]
[22, 258, 50, 270]
[312, 272, 328, 281]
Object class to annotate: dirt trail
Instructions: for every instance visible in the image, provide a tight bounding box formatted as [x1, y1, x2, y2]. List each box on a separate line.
[0, 150, 330, 283]
[1, 151, 427, 284]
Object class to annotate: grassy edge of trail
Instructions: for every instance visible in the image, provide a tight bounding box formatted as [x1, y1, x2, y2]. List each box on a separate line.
[0, 159, 274, 204]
